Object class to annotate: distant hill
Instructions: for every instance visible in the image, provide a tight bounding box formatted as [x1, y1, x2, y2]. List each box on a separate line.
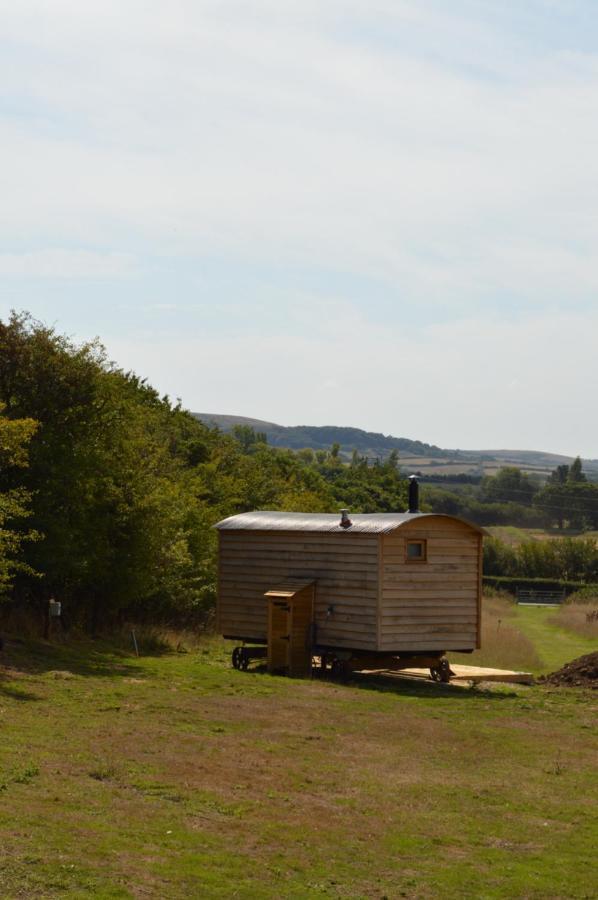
[195, 413, 598, 481]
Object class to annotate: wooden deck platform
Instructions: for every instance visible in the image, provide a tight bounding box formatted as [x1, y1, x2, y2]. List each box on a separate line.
[391, 665, 534, 685]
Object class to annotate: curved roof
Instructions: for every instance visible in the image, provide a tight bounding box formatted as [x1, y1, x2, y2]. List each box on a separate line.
[215, 510, 486, 535]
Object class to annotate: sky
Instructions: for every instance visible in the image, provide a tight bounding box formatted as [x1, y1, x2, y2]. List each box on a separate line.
[1, 0, 597, 457]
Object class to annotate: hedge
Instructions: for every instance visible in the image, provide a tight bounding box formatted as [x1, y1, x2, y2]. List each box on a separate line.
[482, 575, 598, 596]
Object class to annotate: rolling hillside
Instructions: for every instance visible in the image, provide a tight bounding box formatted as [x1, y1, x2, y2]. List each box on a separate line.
[195, 413, 598, 481]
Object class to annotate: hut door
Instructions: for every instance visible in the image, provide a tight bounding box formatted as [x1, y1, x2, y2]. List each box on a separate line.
[266, 583, 314, 676]
[268, 599, 290, 673]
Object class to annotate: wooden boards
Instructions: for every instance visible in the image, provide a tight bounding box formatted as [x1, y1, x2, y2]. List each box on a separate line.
[217, 514, 484, 655]
[265, 583, 314, 677]
[392, 665, 534, 685]
[218, 530, 379, 649]
[379, 517, 482, 652]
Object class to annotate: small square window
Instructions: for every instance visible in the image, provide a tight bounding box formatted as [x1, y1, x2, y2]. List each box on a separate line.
[406, 540, 427, 561]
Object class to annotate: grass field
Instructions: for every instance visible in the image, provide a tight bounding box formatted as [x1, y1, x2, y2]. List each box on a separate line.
[514, 606, 598, 673]
[1, 620, 597, 899]
[450, 598, 597, 675]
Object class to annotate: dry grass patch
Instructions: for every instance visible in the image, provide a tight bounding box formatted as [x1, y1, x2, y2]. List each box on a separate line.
[450, 591, 541, 672]
[549, 603, 598, 641]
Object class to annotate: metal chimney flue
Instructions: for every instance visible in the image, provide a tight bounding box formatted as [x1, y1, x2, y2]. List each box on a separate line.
[340, 509, 352, 529]
[408, 475, 419, 514]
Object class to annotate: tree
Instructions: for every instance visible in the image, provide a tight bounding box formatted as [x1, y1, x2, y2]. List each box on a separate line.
[549, 464, 569, 485]
[0, 313, 223, 625]
[0, 404, 38, 595]
[387, 449, 399, 470]
[480, 467, 536, 506]
[568, 456, 586, 483]
[231, 425, 267, 452]
[534, 483, 569, 530]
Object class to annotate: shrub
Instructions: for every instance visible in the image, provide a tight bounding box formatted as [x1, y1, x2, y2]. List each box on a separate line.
[564, 586, 598, 605]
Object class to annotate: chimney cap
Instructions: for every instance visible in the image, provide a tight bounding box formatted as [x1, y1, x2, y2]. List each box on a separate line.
[339, 508, 352, 529]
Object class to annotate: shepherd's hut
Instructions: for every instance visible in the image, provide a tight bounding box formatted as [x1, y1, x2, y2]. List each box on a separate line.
[216, 478, 485, 680]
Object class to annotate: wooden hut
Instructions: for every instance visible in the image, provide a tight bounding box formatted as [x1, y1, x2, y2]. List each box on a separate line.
[216, 497, 485, 680]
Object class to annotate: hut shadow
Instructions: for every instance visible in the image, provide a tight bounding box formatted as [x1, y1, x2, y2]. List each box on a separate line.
[347, 670, 521, 700]
[0, 679, 42, 702]
[242, 663, 520, 699]
[0, 636, 145, 680]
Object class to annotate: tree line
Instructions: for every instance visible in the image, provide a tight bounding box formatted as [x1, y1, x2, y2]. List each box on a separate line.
[483, 536, 598, 584]
[422, 462, 598, 530]
[0, 314, 409, 629]
[1, 312, 595, 631]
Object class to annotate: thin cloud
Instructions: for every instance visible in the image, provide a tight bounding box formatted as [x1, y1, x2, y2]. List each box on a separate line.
[0, 2, 596, 453]
[0, 249, 136, 278]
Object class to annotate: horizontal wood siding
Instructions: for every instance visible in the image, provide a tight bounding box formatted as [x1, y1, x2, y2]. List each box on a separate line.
[218, 531, 380, 650]
[380, 517, 481, 651]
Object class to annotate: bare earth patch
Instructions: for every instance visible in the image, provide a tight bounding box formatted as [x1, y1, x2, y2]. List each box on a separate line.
[541, 651, 598, 689]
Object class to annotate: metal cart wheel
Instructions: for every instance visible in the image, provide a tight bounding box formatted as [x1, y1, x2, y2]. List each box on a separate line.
[238, 649, 249, 671]
[430, 658, 453, 683]
[232, 646, 243, 670]
[330, 657, 349, 681]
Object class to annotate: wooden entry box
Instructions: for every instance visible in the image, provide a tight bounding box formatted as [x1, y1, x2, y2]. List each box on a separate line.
[265, 581, 314, 677]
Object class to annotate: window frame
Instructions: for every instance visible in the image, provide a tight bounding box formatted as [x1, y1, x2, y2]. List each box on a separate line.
[405, 539, 427, 563]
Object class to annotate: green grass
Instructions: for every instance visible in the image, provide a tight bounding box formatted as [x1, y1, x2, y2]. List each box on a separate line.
[514, 605, 598, 673]
[1, 635, 597, 898]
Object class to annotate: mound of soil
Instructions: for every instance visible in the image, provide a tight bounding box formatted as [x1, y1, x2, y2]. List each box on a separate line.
[541, 651, 598, 688]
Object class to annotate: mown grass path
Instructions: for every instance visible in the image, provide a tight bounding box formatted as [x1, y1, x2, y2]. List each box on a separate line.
[514, 606, 597, 673]
[1, 636, 597, 899]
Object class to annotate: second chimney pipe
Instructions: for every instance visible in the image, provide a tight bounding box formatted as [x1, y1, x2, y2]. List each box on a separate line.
[408, 475, 419, 514]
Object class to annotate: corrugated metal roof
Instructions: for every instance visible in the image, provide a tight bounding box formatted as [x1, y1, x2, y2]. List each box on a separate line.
[215, 510, 486, 535]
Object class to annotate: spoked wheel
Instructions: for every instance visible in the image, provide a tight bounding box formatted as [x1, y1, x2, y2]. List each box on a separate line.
[238, 650, 249, 671]
[430, 658, 453, 683]
[330, 657, 349, 682]
[232, 646, 243, 670]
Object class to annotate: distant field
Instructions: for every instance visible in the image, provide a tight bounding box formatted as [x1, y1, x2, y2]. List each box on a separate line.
[1, 622, 597, 899]
[403, 460, 558, 479]
[487, 526, 598, 545]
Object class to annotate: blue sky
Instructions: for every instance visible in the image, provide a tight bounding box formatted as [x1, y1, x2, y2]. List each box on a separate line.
[1, 1, 597, 456]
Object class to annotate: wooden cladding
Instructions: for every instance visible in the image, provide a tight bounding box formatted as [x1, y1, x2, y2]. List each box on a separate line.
[266, 583, 314, 677]
[217, 515, 483, 653]
[218, 530, 379, 650]
[380, 517, 481, 651]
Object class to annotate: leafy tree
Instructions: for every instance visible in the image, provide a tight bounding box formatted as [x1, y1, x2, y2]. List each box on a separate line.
[0, 313, 221, 625]
[484, 534, 598, 583]
[534, 474, 598, 531]
[480, 467, 536, 506]
[387, 449, 399, 470]
[568, 456, 586, 483]
[231, 425, 267, 452]
[0, 404, 38, 595]
[549, 464, 569, 485]
[534, 483, 568, 529]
